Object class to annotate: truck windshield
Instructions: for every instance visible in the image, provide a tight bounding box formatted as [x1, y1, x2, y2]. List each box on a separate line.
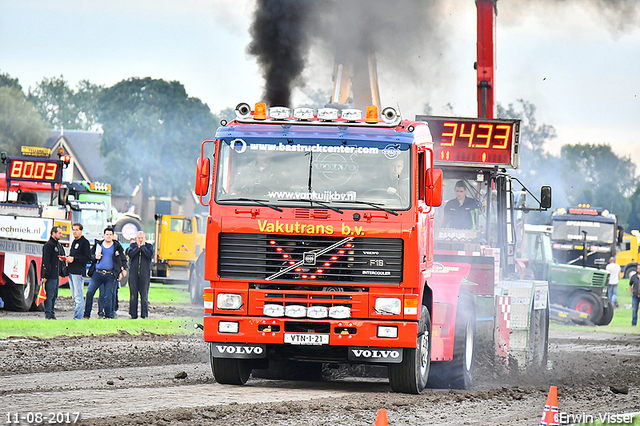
[215, 138, 412, 210]
[551, 220, 615, 244]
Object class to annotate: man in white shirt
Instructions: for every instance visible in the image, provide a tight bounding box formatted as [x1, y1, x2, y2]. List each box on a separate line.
[605, 256, 622, 308]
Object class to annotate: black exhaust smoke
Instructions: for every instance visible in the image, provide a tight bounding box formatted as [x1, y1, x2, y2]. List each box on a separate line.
[247, 0, 317, 106]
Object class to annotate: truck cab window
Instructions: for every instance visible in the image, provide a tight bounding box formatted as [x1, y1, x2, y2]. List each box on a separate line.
[215, 138, 412, 211]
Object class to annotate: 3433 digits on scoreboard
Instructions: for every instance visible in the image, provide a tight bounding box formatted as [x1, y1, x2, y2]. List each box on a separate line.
[416, 116, 520, 168]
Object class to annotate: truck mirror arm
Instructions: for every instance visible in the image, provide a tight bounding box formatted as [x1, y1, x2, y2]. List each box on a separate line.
[509, 176, 551, 212]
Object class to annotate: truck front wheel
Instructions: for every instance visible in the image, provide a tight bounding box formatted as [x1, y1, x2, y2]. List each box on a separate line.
[388, 305, 431, 394]
[210, 344, 251, 385]
[624, 266, 637, 279]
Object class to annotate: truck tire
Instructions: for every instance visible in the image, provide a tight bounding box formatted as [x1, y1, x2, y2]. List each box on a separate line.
[114, 217, 144, 241]
[528, 304, 549, 371]
[2, 263, 37, 312]
[596, 304, 614, 326]
[210, 343, 252, 385]
[388, 305, 431, 394]
[624, 266, 637, 279]
[569, 291, 603, 324]
[428, 292, 476, 389]
[188, 267, 202, 305]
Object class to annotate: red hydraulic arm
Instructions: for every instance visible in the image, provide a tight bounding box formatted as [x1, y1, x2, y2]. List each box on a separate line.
[476, 0, 497, 119]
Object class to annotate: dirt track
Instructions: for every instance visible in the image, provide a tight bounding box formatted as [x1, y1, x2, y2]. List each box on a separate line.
[1, 296, 640, 425]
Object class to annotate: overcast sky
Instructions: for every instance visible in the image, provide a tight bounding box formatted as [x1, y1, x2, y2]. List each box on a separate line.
[1, 0, 639, 166]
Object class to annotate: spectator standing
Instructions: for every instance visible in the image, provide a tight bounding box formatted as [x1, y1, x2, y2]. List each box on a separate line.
[41, 226, 65, 320]
[630, 272, 640, 326]
[84, 227, 128, 319]
[66, 223, 92, 320]
[126, 231, 154, 319]
[605, 257, 622, 308]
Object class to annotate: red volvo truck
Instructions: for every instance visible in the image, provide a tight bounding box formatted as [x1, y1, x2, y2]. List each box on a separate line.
[193, 102, 551, 393]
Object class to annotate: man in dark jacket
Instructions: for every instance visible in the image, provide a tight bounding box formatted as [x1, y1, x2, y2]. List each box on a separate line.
[42, 226, 65, 319]
[66, 223, 92, 320]
[83, 227, 128, 319]
[126, 231, 153, 319]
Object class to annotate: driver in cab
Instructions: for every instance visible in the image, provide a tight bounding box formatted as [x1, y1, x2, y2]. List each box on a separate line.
[442, 180, 480, 230]
[229, 150, 282, 195]
[372, 157, 408, 201]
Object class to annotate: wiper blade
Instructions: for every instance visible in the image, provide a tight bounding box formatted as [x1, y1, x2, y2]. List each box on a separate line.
[277, 198, 343, 214]
[331, 200, 398, 216]
[219, 197, 283, 212]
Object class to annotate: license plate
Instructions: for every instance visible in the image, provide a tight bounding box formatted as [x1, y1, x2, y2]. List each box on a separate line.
[284, 333, 329, 345]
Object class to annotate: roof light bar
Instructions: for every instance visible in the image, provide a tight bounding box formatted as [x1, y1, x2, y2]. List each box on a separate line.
[317, 108, 339, 121]
[293, 107, 315, 120]
[269, 106, 291, 119]
[340, 109, 362, 122]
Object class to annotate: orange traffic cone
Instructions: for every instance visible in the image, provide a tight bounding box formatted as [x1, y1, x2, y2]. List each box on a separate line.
[540, 386, 558, 426]
[374, 409, 388, 426]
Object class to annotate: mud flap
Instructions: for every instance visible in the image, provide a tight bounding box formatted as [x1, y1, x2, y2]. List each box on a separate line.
[211, 343, 267, 359]
[348, 347, 403, 363]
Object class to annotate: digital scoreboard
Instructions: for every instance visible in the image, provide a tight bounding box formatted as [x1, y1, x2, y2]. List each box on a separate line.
[6, 157, 63, 183]
[416, 116, 520, 168]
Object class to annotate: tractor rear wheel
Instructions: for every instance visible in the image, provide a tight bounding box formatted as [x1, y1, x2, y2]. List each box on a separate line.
[569, 291, 603, 324]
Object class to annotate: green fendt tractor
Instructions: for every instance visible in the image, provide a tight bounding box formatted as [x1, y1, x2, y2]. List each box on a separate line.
[520, 225, 613, 325]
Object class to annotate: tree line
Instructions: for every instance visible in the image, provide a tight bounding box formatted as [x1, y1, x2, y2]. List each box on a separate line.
[0, 71, 234, 219]
[1, 71, 640, 231]
[499, 100, 640, 231]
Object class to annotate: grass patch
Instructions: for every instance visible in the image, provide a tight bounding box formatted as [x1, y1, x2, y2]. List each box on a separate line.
[57, 281, 191, 305]
[551, 279, 639, 334]
[0, 317, 199, 339]
[0, 282, 199, 339]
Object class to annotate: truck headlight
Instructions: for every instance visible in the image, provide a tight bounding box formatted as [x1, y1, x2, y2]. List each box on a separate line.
[329, 306, 351, 319]
[375, 298, 401, 315]
[216, 293, 243, 310]
[307, 306, 329, 319]
[263, 304, 285, 317]
[285, 305, 307, 318]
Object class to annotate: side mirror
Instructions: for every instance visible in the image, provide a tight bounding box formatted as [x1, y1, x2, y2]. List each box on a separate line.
[540, 185, 552, 209]
[425, 168, 443, 207]
[617, 225, 624, 245]
[195, 157, 210, 196]
[58, 186, 69, 206]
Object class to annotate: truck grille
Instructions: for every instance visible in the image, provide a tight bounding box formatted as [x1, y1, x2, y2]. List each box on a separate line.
[592, 270, 608, 287]
[218, 233, 403, 284]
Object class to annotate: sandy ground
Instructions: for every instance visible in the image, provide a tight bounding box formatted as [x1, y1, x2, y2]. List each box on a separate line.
[1, 296, 640, 425]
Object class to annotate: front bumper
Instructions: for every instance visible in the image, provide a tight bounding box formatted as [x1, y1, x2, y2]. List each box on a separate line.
[203, 315, 418, 348]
